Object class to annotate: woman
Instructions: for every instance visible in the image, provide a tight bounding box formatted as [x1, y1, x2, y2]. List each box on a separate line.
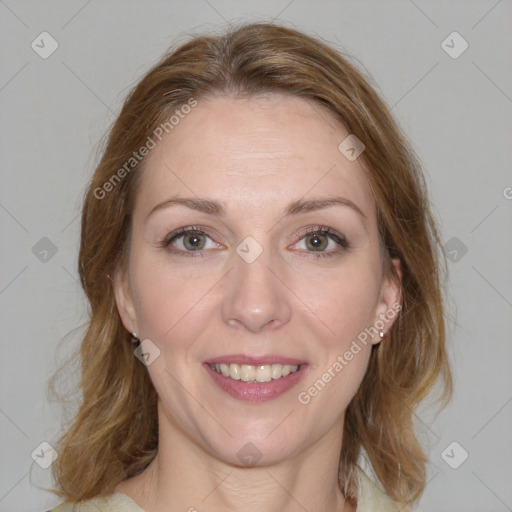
[49, 22, 452, 511]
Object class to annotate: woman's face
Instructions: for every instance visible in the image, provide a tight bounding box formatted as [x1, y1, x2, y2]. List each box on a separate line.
[115, 93, 400, 467]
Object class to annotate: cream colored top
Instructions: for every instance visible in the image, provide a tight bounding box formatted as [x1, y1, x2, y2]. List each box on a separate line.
[49, 467, 407, 512]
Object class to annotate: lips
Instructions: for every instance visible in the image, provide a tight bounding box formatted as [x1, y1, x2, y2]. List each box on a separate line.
[203, 354, 308, 402]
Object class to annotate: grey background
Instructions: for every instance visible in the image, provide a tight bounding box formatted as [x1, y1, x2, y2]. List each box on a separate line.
[1, 1, 511, 511]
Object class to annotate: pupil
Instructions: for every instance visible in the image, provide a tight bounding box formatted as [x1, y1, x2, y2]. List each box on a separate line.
[185, 233, 204, 250]
[308, 234, 326, 250]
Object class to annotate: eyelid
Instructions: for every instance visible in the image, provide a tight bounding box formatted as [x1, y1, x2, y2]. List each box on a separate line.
[159, 224, 348, 257]
[287, 226, 349, 260]
[292, 225, 348, 247]
[159, 225, 224, 255]
[162, 225, 213, 245]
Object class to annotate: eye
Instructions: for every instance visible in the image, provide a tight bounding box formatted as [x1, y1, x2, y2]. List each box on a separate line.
[161, 226, 222, 255]
[291, 226, 348, 257]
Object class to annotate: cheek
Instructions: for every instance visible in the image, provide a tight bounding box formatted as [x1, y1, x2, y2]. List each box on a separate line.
[128, 250, 220, 346]
[292, 257, 382, 347]
[294, 264, 379, 413]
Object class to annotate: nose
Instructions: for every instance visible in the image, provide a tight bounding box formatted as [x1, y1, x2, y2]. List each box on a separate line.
[220, 247, 292, 334]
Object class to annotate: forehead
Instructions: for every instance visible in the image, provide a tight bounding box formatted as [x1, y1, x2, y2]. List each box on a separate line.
[136, 93, 376, 220]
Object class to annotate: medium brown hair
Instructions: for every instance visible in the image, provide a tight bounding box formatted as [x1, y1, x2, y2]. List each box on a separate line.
[52, 21, 452, 506]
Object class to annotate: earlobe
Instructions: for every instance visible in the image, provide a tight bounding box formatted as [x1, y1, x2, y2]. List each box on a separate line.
[112, 266, 138, 335]
[373, 257, 402, 344]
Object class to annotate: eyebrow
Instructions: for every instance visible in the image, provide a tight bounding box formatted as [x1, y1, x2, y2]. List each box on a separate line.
[147, 196, 366, 222]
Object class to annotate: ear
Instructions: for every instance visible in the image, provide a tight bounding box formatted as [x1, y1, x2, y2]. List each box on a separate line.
[372, 257, 402, 345]
[113, 265, 138, 335]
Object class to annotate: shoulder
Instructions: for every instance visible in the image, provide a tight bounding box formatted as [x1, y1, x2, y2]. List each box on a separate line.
[355, 466, 410, 512]
[47, 492, 144, 512]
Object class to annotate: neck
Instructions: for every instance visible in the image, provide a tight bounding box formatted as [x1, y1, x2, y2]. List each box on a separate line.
[117, 412, 351, 512]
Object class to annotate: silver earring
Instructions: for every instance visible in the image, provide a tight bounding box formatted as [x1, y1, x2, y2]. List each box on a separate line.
[379, 331, 385, 339]
[130, 332, 140, 346]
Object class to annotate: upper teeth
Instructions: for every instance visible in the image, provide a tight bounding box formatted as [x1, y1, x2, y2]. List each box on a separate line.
[210, 363, 299, 382]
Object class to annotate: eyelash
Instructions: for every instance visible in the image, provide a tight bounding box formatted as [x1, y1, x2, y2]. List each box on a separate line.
[294, 226, 349, 259]
[159, 225, 349, 259]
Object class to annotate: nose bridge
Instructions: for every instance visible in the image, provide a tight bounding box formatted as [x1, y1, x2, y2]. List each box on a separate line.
[221, 238, 292, 333]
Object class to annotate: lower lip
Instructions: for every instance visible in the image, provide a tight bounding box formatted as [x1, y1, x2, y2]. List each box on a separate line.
[204, 363, 308, 402]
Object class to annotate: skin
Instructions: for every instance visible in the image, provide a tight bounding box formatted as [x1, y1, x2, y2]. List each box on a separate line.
[114, 93, 401, 512]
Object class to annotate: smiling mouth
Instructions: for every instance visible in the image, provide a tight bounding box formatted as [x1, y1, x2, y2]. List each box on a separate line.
[209, 363, 301, 382]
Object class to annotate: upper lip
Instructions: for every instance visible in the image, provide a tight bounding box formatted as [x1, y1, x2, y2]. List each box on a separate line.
[205, 354, 307, 366]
